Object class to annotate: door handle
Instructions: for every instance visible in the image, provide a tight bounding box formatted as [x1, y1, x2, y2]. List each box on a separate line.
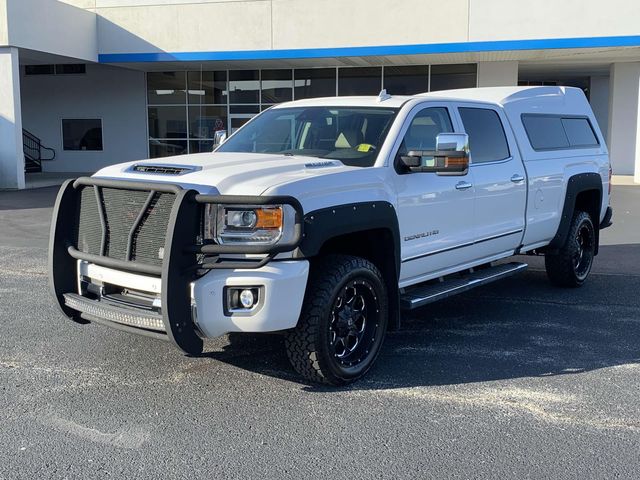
[511, 174, 525, 183]
[455, 181, 473, 191]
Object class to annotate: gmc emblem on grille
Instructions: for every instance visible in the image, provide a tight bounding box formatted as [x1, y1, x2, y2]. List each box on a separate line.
[158, 247, 164, 260]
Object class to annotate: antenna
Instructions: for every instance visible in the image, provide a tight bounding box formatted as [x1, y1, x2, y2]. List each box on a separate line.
[377, 89, 391, 102]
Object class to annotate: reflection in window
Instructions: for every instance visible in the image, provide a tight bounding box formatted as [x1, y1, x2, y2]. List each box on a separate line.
[229, 70, 260, 103]
[261, 69, 293, 104]
[401, 107, 453, 153]
[294, 68, 336, 99]
[218, 107, 397, 167]
[148, 106, 187, 139]
[189, 140, 214, 154]
[62, 119, 103, 151]
[188, 105, 227, 139]
[384, 66, 429, 95]
[187, 71, 227, 105]
[338, 67, 382, 96]
[149, 139, 187, 158]
[147, 72, 187, 105]
[459, 107, 510, 163]
[430, 64, 477, 92]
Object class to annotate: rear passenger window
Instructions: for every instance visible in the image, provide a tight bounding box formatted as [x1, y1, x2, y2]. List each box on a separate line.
[459, 107, 510, 163]
[522, 114, 599, 151]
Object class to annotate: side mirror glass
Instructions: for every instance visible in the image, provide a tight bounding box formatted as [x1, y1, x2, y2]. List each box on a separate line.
[399, 132, 470, 175]
[212, 130, 227, 149]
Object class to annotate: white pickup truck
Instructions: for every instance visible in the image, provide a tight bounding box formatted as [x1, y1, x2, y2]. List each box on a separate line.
[49, 86, 613, 385]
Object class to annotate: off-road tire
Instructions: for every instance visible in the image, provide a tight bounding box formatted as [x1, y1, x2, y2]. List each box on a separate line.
[285, 255, 388, 385]
[545, 210, 596, 288]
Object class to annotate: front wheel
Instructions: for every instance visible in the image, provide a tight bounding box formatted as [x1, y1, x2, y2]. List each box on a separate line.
[545, 211, 596, 288]
[285, 255, 388, 385]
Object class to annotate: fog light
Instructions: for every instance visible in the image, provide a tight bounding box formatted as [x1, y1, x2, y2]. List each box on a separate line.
[239, 289, 255, 309]
[226, 286, 261, 314]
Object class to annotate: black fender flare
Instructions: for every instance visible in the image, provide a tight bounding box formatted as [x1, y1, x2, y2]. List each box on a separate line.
[547, 172, 602, 253]
[293, 201, 402, 328]
[294, 201, 401, 277]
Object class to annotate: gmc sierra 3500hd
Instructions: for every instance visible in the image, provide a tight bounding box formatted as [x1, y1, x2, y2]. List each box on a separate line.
[49, 86, 613, 385]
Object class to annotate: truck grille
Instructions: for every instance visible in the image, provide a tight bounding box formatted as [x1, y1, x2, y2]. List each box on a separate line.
[75, 186, 175, 267]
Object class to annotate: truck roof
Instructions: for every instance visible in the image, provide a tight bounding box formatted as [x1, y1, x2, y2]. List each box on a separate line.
[275, 86, 588, 111]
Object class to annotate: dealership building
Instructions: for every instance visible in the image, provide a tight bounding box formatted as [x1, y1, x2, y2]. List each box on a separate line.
[2, 0, 640, 188]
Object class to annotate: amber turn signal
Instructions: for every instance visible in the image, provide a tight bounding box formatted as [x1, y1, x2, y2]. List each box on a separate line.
[255, 207, 283, 229]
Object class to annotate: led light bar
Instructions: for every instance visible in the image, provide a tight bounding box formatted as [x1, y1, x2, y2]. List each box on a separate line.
[63, 293, 166, 332]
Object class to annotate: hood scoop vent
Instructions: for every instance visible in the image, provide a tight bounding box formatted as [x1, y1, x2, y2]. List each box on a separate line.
[128, 164, 202, 175]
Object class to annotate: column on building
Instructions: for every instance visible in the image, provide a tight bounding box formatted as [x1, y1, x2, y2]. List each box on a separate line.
[589, 76, 610, 146]
[476, 61, 519, 88]
[0, 46, 24, 189]
[608, 62, 640, 182]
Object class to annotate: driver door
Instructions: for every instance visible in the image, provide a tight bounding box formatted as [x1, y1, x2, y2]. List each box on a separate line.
[392, 104, 477, 287]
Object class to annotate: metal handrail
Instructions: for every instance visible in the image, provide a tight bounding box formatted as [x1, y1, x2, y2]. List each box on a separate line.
[22, 129, 56, 173]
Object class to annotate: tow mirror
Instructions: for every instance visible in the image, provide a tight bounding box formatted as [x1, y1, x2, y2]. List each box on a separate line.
[399, 133, 470, 175]
[212, 130, 227, 149]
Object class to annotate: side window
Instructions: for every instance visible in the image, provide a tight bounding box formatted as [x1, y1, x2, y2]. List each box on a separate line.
[521, 114, 600, 151]
[399, 107, 453, 155]
[459, 107, 510, 163]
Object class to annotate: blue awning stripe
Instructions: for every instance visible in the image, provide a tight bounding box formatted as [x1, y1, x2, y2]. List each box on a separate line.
[98, 35, 640, 63]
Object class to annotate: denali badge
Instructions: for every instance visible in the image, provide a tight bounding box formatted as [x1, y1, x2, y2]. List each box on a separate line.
[404, 230, 439, 242]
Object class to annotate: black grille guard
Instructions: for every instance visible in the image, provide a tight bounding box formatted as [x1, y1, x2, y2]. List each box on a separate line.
[49, 177, 304, 355]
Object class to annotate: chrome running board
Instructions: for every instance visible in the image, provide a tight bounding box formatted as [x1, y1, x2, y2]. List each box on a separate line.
[400, 262, 528, 310]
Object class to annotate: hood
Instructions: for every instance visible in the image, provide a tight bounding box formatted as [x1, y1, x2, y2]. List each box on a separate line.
[92, 152, 355, 195]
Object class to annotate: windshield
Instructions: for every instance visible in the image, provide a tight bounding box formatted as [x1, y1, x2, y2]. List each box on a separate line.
[217, 106, 398, 167]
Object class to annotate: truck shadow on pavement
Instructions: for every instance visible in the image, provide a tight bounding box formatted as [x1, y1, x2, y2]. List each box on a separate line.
[205, 259, 640, 391]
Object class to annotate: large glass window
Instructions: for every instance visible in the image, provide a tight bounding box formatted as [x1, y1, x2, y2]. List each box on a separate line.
[146, 64, 478, 158]
[261, 69, 293, 104]
[148, 106, 187, 139]
[430, 64, 477, 92]
[217, 107, 397, 167]
[384, 66, 429, 95]
[147, 72, 187, 105]
[338, 67, 382, 96]
[229, 70, 260, 104]
[187, 70, 227, 105]
[62, 119, 103, 151]
[294, 68, 336, 99]
[459, 107, 510, 163]
[188, 105, 227, 140]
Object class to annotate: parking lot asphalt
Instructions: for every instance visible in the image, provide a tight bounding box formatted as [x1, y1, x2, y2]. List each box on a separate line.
[0, 185, 639, 479]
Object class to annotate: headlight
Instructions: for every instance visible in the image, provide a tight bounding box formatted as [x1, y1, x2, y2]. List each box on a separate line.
[204, 204, 295, 245]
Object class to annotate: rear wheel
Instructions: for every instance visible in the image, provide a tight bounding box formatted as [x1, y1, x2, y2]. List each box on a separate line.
[285, 255, 388, 385]
[545, 211, 596, 288]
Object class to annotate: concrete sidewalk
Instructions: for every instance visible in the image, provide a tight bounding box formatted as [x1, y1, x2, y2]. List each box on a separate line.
[24, 172, 90, 190]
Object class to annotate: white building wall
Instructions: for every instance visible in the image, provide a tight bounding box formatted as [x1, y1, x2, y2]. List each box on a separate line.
[90, 0, 640, 56]
[468, 0, 640, 41]
[3, 0, 96, 60]
[608, 63, 640, 176]
[477, 61, 518, 87]
[271, 0, 468, 50]
[0, 1, 8, 46]
[0, 46, 24, 189]
[20, 64, 148, 173]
